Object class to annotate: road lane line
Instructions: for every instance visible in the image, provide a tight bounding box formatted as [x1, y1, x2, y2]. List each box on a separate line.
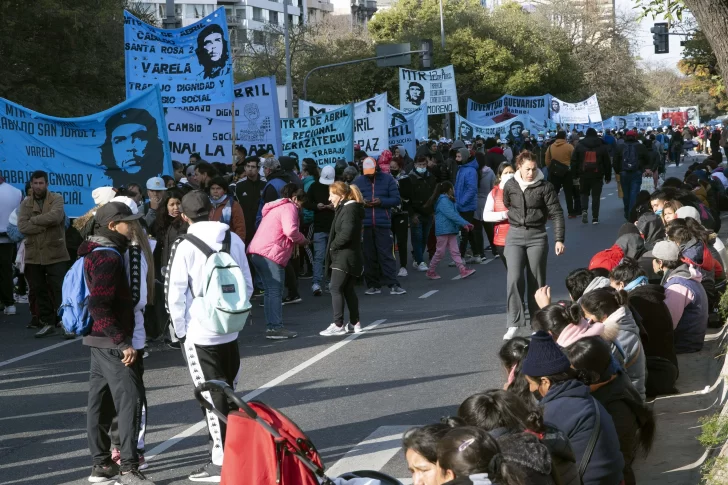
[0, 338, 79, 368]
[600, 197, 606, 200]
[145, 318, 388, 462]
[325, 425, 412, 478]
[419, 290, 438, 299]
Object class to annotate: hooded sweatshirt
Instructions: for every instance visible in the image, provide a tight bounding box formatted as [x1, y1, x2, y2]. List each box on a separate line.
[662, 263, 709, 353]
[455, 153, 479, 212]
[635, 213, 665, 250]
[602, 306, 647, 400]
[166, 221, 253, 346]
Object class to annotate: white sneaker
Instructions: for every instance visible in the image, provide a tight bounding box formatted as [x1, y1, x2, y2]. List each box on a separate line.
[14, 294, 28, 304]
[346, 322, 363, 334]
[320, 323, 347, 336]
[417, 262, 429, 272]
[503, 326, 518, 340]
[466, 256, 482, 264]
[3, 305, 16, 315]
[398, 267, 408, 277]
[365, 287, 382, 295]
[412, 261, 420, 270]
[312, 283, 322, 296]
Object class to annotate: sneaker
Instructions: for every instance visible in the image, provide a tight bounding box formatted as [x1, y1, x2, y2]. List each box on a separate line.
[503, 326, 518, 340]
[142, 348, 150, 359]
[35, 324, 56, 338]
[485, 245, 493, 252]
[116, 470, 154, 484]
[417, 262, 429, 272]
[166, 340, 181, 350]
[397, 267, 408, 277]
[390, 285, 407, 295]
[14, 294, 28, 304]
[312, 284, 322, 296]
[426, 271, 441, 280]
[412, 261, 420, 270]
[89, 463, 120, 483]
[346, 322, 363, 334]
[188, 462, 221, 483]
[266, 328, 298, 339]
[364, 287, 382, 295]
[466, 256, 481, 264]
[282, 295, 302, 305]
[3, 305, 16, 315]
[459, 268, 476, 279]
[581, 211, 588, 224]
[298, 271, 313, 280]
[251, 288, 264, 299]
[319, 323, 347, 336]
[592, 219, 599, 225]
[448, 261, 456, 267]
[63, 330, 77, 340]
[26, 316, 41, 329]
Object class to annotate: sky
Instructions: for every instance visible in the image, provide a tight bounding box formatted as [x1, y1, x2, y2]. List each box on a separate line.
[616, 0, 685, 68]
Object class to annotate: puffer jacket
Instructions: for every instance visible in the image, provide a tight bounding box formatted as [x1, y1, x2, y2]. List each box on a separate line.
[435, 194, 470, 236]
[353, 172, 401, 229]
[602, 306, 647, 400]
[248, 198, 307, 267]
[571, 135, 612, 181]
[502, 170, 565, 243]
[17, 191, 70, 265]
[455, 155, 479, 212]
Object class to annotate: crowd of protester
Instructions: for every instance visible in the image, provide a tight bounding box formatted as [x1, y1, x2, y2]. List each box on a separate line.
[0, 121, 726, 484]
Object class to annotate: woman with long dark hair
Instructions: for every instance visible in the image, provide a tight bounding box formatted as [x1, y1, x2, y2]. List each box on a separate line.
[153, 189, 188, 277]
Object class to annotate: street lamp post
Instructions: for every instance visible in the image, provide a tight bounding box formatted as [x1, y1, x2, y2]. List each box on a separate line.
[284, 0, 294, 119]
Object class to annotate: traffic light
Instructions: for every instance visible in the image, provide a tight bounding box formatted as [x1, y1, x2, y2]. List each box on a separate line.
[651, 22, 669, 54]
[420, 39, 433, 69]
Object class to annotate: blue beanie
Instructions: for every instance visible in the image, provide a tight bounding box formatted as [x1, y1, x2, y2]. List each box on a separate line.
[521, 331, 572, 377]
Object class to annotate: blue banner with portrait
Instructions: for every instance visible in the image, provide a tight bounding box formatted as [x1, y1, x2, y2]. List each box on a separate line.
[281, 104, 354, 165]
[0, 86, 172, 218]
[456, 114, 532, 142]
[124, 7, 234, 107]
[388, 103, 428, 142]
[388, 118, 417, 159]
[466, 95, 551, 127]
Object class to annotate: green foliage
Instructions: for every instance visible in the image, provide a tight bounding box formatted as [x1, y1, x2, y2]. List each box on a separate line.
[0, 0, 157, 117]
[634, 0, 686, 21]
[702, 456, 728, 484]
[698, 413, 728, 448]
[679, 28, 728, 113]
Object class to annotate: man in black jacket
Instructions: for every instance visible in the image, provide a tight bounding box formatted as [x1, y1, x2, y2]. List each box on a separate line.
[614, 130, 650, 221]
[407, 157, 436, 270]
[235, 156, 266, 295]
[304, 166, 336, 295]
[571, 128, 612, 224]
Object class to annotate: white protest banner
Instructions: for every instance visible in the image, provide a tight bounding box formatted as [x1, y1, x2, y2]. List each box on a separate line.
[611, 112, 660, 131]
[660, 106, 700, 127]
[388, 118, 416, 159]
[399, 65, 457, 115]
[388, 104, 428, 141]
[550, 94, 602, 124]
[467, 95, 550, 126]
[166, 76, 282, 163]
[298, 93, 388, 156]
[281, 104, 354, 165]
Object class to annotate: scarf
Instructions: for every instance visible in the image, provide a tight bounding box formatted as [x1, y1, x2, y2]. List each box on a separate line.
[94, 226, 130, 254]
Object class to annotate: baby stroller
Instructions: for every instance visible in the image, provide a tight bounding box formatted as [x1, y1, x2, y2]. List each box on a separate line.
[194, 381, 404, 485]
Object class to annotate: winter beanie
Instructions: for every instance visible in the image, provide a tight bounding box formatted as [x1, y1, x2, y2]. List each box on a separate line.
[521, 331, 572, 377]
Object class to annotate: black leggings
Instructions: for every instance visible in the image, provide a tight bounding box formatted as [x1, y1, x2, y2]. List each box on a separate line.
[391, 213, 409, 269]
[495, 245, 507, 268]
[330, 269, 359, 326]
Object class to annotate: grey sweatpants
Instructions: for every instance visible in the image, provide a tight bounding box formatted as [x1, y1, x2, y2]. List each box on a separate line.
[504, 226, 549, 328]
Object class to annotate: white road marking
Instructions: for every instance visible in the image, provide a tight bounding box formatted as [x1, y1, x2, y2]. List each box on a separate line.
[600, 197, 606, 200]
[608, 193, 614, 196]
[325, 425, 412, 478]
[419, 290, 438, 299]
[145, 318, 388, 462]
[0, 339, 79, 368]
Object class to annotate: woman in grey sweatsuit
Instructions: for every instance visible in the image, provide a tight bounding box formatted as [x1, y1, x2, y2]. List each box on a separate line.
[502, 151, 565, 340]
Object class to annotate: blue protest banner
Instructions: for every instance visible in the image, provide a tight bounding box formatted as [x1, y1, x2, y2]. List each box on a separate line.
[388, 103, 428, 141]
[167, 76, 282, 162]
[456, 114, 533, 143]
[0, 86, 172, 217]
[281, 104, 354, 165]
[467, 95, 551, 127]
[124, 7, 234, 107]
[388, 118, 416, 159]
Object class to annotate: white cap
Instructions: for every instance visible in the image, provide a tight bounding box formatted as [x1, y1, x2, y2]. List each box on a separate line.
[146, 176, 165, 191]
[319, 165, 335, 185]
[111, 196, 139, 215]
[92, 187, 117, 206]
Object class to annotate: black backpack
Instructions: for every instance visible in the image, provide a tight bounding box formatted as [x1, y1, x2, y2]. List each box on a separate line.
[622, 143, 639, 172]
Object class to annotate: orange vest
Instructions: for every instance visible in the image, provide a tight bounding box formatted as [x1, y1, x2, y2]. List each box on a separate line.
[491, 185, 510, 246]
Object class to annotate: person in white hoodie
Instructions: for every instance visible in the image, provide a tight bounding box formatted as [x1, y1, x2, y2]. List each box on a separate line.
[165, 190, 253, 483]
[0, 175, 23, 315]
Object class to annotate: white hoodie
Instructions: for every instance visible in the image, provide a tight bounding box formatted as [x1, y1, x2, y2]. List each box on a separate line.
[166, 221, 254, 346]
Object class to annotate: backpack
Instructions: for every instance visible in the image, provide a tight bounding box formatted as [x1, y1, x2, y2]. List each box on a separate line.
[184, 231, 251, 334]
[622, 143, 639, 172]
[59, 247, 121, 336]
[582, 150, 598, 173]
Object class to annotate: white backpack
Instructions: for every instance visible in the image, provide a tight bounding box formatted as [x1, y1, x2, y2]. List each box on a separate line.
[184, 231, 251, 334]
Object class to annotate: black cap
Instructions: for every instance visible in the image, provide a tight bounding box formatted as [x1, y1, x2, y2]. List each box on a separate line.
[181, 190, 211, 219]
[95, 202, 142, 227]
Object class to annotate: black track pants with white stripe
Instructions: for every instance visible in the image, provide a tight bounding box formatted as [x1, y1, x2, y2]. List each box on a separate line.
[183, 339, 241, 466]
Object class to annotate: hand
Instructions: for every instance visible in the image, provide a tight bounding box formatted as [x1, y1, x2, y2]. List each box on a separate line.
[411, 215, 420, 225]
[149, 196, 160, 210]
[317, 203, 326, 210]
[535, 286, 552, 309]
[463, 224, 474, 232]
[121, 347, 137, 367]
[555, 242, 565, 256]
[644, 169, 653, 176]
[370, 198, 382, 207]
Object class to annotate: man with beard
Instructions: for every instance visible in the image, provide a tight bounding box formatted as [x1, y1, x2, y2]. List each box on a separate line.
[99, 109, 166, 187]
[196, 24, 230, 80]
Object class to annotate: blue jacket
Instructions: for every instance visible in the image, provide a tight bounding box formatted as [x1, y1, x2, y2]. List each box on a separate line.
[353, 172, 401, 228]
[541, 380, 624, 485]
[455, 159, 478, 212]
[434, 194, 470, 236]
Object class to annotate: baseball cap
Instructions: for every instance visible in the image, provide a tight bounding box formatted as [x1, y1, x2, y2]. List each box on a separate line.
[362, 157, 377, 175]
[95, 201, 142, 227]
[181, 190, 212, 219]
[146, 176, 165, 191]
[111, 196, 139, 215]
[320, 165, 335, 185]
[652, 240, 680, 262]
[626, 130, 638, 137]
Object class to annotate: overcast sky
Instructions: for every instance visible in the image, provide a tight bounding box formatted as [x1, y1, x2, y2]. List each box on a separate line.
[616, 0, 685, 68]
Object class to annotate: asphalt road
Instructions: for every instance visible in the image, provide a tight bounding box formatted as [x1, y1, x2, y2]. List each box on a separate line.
[0, 167, 685, 485]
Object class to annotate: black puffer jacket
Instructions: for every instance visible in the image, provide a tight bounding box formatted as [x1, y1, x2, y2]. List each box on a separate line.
[571, 135, 612, 181]
[503, 171, 565, 243]
[325, 201, 364, 276]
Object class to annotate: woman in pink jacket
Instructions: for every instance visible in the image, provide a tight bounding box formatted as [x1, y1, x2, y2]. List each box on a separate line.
[248, 183, 310, 339]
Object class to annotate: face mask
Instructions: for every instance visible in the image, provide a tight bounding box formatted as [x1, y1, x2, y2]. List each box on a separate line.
[501, 173, 514, 184]
[390, 169, 400, 177]
[655, 209, 663, 216]
[416, 167, 427, 174]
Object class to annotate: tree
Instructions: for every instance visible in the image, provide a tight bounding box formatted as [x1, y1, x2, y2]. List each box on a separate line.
[640, 67, 721, 119]
[678, 27, 728, 115]
[0, 1, 157, 117]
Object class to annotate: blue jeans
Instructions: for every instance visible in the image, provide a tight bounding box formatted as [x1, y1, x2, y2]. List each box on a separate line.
[312, 232, 328, 286]
[250, 254, 284, 330]
[410, 215, 433, 264]
[620, 171, 642, 220]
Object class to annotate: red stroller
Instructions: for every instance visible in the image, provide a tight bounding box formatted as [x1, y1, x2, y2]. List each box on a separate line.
[194, 381, 404, 485]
